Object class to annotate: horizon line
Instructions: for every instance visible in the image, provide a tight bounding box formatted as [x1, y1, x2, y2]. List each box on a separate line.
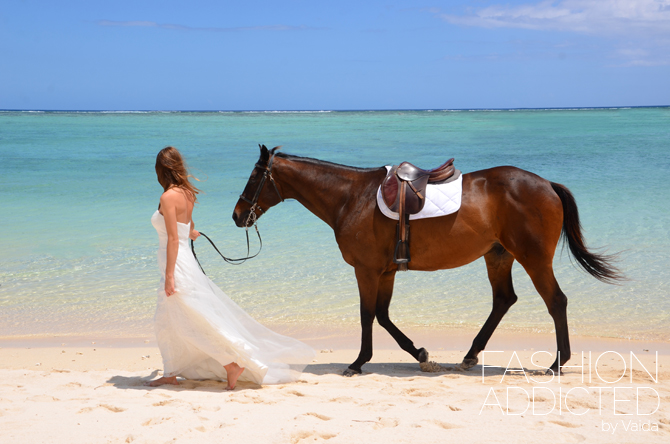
[1, 105, 669, 113]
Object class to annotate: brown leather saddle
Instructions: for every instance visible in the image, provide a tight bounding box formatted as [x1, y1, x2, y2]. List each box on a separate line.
[381, 158, 456, 270]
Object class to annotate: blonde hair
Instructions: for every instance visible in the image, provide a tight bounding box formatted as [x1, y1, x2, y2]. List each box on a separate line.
[155, 146, 201, 201]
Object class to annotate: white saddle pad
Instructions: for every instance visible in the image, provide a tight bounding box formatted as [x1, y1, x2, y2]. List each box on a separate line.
[377, 166, 463, 220]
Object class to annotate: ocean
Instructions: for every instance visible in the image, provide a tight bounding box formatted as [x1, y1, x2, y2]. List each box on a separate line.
[1, 108, 668, 341]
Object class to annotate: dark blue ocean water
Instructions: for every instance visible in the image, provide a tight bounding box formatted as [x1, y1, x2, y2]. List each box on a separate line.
[1, 108, 668, 340]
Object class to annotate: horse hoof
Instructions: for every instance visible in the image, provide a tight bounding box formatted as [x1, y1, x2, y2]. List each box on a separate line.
[343, 368, 361, 377]
[459, 357, 478, 370]
[417, 348, 429, 363]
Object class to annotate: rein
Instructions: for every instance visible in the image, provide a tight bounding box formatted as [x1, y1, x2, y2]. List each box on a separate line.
[190, 228, 261, 273]
[190, 150, 284, 274]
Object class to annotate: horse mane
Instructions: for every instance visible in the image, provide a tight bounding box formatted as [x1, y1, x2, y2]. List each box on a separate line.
[275, 152, 382, 174]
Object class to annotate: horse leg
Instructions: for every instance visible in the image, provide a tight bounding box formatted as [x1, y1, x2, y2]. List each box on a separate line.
[524, 264, 571, 374]
[461, 245, 518, 369]
[343, 268, 379, 377]
[375, 271, 429, 363]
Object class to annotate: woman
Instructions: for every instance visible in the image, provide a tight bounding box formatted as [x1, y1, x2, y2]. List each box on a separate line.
[147, 146, 315, 389]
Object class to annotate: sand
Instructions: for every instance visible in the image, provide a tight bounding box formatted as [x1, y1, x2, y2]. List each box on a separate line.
[1, 331, 669, 443]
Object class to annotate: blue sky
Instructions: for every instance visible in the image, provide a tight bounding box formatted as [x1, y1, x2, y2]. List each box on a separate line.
[2, 0, 669, 110]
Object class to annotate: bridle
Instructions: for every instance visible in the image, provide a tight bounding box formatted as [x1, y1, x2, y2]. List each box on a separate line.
[190, 150, 284, 270]
[237, 150, 284, 226]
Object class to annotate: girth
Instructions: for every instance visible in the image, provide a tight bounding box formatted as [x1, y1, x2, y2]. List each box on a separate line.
[381, 158, 456, 271]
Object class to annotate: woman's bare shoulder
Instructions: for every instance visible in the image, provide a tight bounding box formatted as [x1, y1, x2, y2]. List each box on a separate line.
[160, 187, 195, 209]
[159, 188, 179, 206]
[161, 188, 184, 200]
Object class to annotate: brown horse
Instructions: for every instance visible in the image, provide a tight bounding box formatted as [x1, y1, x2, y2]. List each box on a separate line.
[232, 145, 622, 376]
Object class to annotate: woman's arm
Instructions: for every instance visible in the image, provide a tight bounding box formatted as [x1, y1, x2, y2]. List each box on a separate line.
[189, 220, 200, 241]
[160, 192, 180, 297]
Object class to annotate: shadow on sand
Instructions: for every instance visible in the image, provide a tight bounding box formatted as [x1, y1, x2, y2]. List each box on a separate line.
[302, 360, 536, 378]
[105, 360, 528, 392]
[106, 370, 260, 393]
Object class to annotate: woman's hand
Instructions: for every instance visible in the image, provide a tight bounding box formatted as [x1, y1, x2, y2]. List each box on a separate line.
[189, 229, 200, 241]
[165, 275, 176, 296]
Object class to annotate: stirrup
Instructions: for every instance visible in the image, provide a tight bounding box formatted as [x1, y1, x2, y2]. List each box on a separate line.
[393, 240, 410, 265]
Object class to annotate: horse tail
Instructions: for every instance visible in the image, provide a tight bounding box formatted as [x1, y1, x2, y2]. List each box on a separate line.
[551, 182, 624, 284]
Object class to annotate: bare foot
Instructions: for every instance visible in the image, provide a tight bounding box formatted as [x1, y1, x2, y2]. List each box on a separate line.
[145, 376, 179, 387]
[223, 363, 245, 390]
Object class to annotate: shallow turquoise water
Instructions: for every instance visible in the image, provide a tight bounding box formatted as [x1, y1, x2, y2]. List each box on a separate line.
[1, 108, 668, 340]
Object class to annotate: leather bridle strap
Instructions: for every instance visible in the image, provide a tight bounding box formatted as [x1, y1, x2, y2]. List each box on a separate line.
[237, 151, 284, 213]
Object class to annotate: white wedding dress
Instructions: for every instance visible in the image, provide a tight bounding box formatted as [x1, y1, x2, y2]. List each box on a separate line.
[151, 210, 315, 384]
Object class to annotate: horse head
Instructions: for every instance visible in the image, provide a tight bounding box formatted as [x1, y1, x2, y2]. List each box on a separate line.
[232, 144, 284, 227]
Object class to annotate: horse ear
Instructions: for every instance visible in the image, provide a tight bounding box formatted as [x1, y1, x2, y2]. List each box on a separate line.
[259, 144, 269, 162]
[270, 145, 283, 155]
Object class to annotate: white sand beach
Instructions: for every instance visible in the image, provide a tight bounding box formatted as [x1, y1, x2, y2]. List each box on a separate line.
[1, 330, 668, 443]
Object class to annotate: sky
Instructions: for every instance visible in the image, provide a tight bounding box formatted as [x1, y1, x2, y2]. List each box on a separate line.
[1, 0, 670, 110]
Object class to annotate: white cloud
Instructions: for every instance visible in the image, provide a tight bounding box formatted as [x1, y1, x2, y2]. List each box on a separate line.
[432, 1, 670, 66]
[97, 20, 318, 32]
[98, 20, 159, 28]
[613, 45, 670, 66]
[435, 0, 670, 36]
